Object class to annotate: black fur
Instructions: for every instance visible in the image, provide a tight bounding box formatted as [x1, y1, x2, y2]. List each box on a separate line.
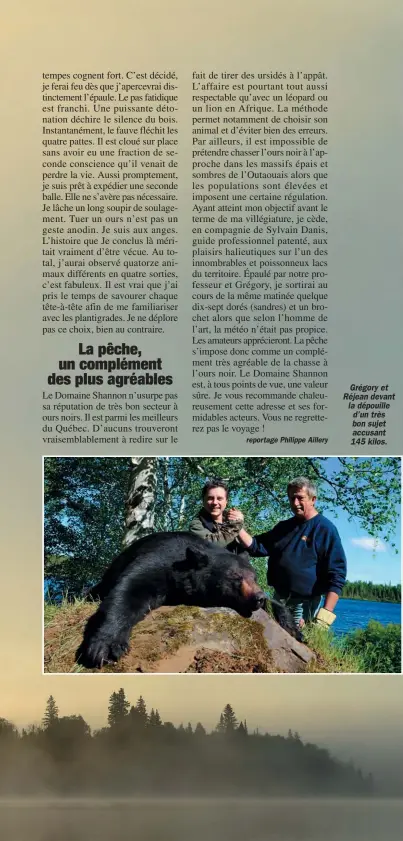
[269, 598, 304, 643]
[76, 532, 300, 669]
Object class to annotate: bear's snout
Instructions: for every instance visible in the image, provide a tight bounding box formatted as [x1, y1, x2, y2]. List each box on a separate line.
[240, 578, 266, 609]
[253, 590, 266, 610]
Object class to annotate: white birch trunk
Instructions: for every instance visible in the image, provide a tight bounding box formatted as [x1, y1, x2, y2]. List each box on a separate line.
[122, 457, 157, 548]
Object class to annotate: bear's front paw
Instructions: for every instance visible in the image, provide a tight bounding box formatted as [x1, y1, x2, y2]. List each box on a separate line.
[75, 635, 130, 669]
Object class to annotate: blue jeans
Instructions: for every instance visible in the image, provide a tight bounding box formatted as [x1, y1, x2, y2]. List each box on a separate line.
[274, 592, 323, 628]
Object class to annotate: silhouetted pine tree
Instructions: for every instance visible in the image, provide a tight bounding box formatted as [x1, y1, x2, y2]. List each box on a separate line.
[128, 703, 148, 732]
[148, 708, 162, 727]
[42, 695, 59, 729]
[107, 688, 130, 726]
[215, 713, 225, 733]
[237, 721, 248, 736]
[133, 695, 148, 725]
[221, 703, 238, 733]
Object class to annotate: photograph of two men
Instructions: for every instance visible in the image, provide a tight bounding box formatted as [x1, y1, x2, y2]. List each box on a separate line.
[43, 455, 401, 675]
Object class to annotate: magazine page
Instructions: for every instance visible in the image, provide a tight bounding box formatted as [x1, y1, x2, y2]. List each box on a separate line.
[1, 0, 402, 837]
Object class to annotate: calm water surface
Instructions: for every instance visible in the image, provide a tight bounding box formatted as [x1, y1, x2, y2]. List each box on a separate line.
[334, 599, 401, 636]
[0, 798, 401, 841]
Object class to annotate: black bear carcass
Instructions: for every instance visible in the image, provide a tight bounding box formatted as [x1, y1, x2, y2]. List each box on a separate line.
[75, 531, 296, 670]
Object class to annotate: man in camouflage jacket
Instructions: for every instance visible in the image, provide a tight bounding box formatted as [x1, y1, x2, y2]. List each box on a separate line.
[189, 479, 245, 552]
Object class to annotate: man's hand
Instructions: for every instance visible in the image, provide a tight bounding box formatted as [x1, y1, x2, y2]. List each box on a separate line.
[226, 509, 244, 523]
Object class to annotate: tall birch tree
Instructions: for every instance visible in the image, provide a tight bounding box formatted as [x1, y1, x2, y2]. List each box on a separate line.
[122, 457, 158, 548]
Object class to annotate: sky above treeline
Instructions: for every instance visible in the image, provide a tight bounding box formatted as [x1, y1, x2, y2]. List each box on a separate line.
[319, 458, 400, 585]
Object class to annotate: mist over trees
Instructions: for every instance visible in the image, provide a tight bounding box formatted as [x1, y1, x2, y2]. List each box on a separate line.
[0, 692, 375, 797]
[44, 456, 400, 599]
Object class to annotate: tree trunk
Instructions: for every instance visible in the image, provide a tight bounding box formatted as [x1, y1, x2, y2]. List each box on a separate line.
[122, 457, 157, 548]
[160, 457, 171, 530]
[177, 494, 187, 529]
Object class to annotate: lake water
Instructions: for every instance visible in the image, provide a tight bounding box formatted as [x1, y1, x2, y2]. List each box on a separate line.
[0, 798, 401, 841]
[334, 599, 401, 636]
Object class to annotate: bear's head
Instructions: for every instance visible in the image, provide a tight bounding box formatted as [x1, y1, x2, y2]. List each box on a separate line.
[172, 545, 266, 616]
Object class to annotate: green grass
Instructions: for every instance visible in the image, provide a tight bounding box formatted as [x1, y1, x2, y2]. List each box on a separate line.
[252, 559, 268, 594]
[302, 624, 365, 673]
[302, 620, 401, 674]
[341, 620, 401, 674]
[44, 597, 86, 624]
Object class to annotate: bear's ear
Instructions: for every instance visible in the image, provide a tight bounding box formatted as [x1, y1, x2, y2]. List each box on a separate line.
[172, 546, 210, 571]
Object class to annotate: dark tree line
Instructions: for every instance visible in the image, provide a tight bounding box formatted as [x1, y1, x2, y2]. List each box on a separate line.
[0, 693, 374, 797]
[342, 581, 400, 603]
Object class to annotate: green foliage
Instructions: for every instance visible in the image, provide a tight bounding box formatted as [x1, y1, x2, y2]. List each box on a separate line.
[155, 456, 323, 536]
[342, 621, 401, 673]
[252, 558, 270, 593]
[342, 580, 401, 603]
[44, 457, 131, 597]
[321, 457, 400, 550]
